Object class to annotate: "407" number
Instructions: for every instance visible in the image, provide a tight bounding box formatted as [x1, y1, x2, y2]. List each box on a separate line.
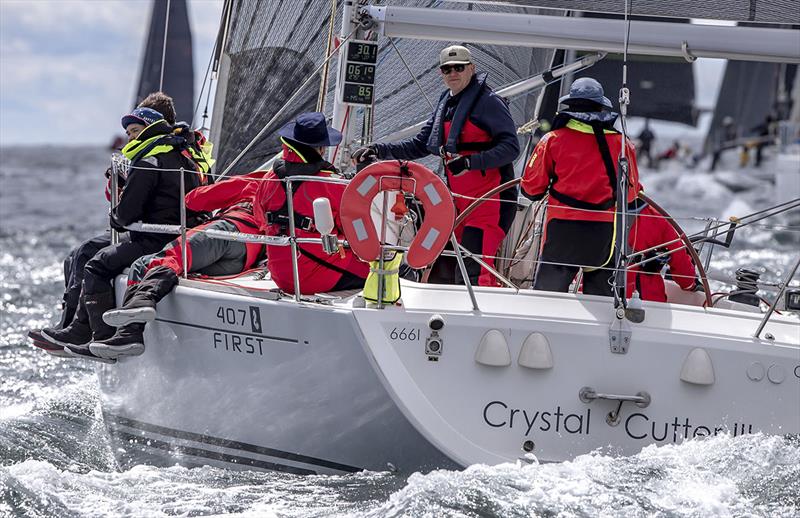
[389, 327, 420, 341]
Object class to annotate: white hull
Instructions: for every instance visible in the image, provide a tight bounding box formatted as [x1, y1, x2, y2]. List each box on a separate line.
[355, 282, 800, 466]
[98, 276, 800, 473]
[98, 278, 457, 475]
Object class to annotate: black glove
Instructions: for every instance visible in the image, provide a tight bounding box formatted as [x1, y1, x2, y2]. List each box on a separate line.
[352, 145, 378, 164]
[692, 278, 706, 292]
[446, 155, 471, 176]
[109, 213, 128, 233]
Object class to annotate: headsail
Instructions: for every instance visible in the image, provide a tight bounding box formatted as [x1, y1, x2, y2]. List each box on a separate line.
[135, 0, 195, 122]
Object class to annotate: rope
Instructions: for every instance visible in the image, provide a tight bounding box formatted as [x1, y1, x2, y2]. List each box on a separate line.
[159, 0, 171, 92]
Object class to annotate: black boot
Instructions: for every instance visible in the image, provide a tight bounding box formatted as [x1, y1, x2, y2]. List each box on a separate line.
[90, 323, 146, 359]
[26, 329, 70, 357]
[41, 296, 92, 347]
[56, 290, 80, 330]
[84, 291, 116, 341]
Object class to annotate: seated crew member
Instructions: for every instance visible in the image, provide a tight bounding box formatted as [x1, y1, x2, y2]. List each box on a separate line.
[87, 173, 267, 360]
[254, 112, 369, 294]
[40, 107, 204, 361]
[627, 202, 698, 302]
[521, 77, 640, 296]
[352, 45, 519, 287]
[27, 92, 212, 354]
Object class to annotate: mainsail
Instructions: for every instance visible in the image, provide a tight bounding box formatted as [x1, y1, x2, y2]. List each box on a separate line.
[210, 0, 557, 175]
[135, 0, 195, 122]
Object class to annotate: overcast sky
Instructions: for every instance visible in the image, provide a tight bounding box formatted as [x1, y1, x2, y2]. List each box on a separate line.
[0, 0, 223, 147]
[0, 1, 726, 147]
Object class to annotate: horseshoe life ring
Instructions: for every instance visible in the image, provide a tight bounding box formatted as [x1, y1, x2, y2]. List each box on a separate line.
[341, 161, 455, 269]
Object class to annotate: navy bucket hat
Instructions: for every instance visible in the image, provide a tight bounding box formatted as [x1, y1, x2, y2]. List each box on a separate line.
[278, 112, 342, 147]
[559, 77, 613, 109]
[121, 107, 164, 129]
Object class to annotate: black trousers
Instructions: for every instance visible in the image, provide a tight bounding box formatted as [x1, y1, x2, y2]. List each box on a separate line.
[83, 234, 171, 295]
[62, 233, 121, 306]
[533, 219, 615, 297]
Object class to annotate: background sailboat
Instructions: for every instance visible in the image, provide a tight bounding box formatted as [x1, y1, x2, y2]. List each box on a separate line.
[134, 0, 195, 121]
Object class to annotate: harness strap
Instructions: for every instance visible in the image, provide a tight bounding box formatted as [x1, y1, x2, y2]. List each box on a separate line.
[297, 247, 352, 277]
[455, 141, 494, 153]
[546, 122, 619, 211]
[590, 121, 619, 206]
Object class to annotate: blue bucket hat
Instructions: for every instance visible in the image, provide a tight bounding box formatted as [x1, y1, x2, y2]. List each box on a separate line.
[559, 77, 613, 109]
[278, 112, 342, 147]
[121, 107, 164, 129]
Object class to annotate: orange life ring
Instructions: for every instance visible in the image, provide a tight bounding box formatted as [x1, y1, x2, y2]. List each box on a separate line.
[340, 161, 455, 269]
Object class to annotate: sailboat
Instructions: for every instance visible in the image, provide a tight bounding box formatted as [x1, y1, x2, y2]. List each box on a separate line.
[96, 1, 800, 475]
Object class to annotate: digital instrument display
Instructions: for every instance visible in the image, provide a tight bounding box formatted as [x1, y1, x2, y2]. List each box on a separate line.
[342, 83, 374, 104]
[345, 63, 376, 84]
[347, 41, 378, 64]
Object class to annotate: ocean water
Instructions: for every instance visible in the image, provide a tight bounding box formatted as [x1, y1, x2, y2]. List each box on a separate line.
[1, 146, 798, 517]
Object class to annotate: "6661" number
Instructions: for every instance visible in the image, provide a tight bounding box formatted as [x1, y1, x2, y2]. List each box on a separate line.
[389, 327, 420, 342]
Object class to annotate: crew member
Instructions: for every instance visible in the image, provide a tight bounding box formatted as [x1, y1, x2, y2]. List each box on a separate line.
[88, 172, 267, 360]
[521, 77, 640, 296]
[628, 203, 698, 302]
[255, 112, 369, 294]
[41, 107, 204, 361]
[27, 92, 212, 354]
[352, 45, 519, 286]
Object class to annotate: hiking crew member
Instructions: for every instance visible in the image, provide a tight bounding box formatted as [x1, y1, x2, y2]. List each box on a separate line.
[88, 173, 266, 359]
[352, 45, 519, 287]
[628, 204, 697, 302]
[41, 107, 204, 361]
[255, 112, 369, 294]
[27, 93, 191, 353]
[521, 77, 640, 296]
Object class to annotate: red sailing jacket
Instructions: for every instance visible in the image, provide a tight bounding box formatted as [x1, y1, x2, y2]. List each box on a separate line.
[522, 119, 640, 223]
[253, 148, 369, 295]
[626, 206, 696, 302]
[184, 171, 267, 270]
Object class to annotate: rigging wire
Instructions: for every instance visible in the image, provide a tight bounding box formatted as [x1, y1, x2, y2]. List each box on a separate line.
[611, 0, 634, 308]
[316, 0, 338, 113]
[388, 36, 436, 113]
[216, 27, 360, 181]
[191, 37, 218, 131]
[159, 0, 172, 92]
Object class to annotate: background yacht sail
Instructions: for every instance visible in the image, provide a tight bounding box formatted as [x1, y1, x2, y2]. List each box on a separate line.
[135, 0, 195, 122]
[705, 60, 797, 150]
[211, 0, 557, 176]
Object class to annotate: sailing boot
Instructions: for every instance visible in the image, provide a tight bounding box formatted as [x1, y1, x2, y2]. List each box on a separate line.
[40, 296, 92, 348]
[27, 291, 81, 356]
[59, 292, 117, 364]
[84, 291, 116, 342]
[103, 303, 156, 327]
[90, 323, 146, 359]
[26, 329, 70, 357]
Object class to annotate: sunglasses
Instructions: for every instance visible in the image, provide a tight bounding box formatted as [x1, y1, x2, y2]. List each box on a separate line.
[440, 64, 467, 74]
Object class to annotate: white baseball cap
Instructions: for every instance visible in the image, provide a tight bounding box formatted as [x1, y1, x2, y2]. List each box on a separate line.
[439, 45, 472, 66]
